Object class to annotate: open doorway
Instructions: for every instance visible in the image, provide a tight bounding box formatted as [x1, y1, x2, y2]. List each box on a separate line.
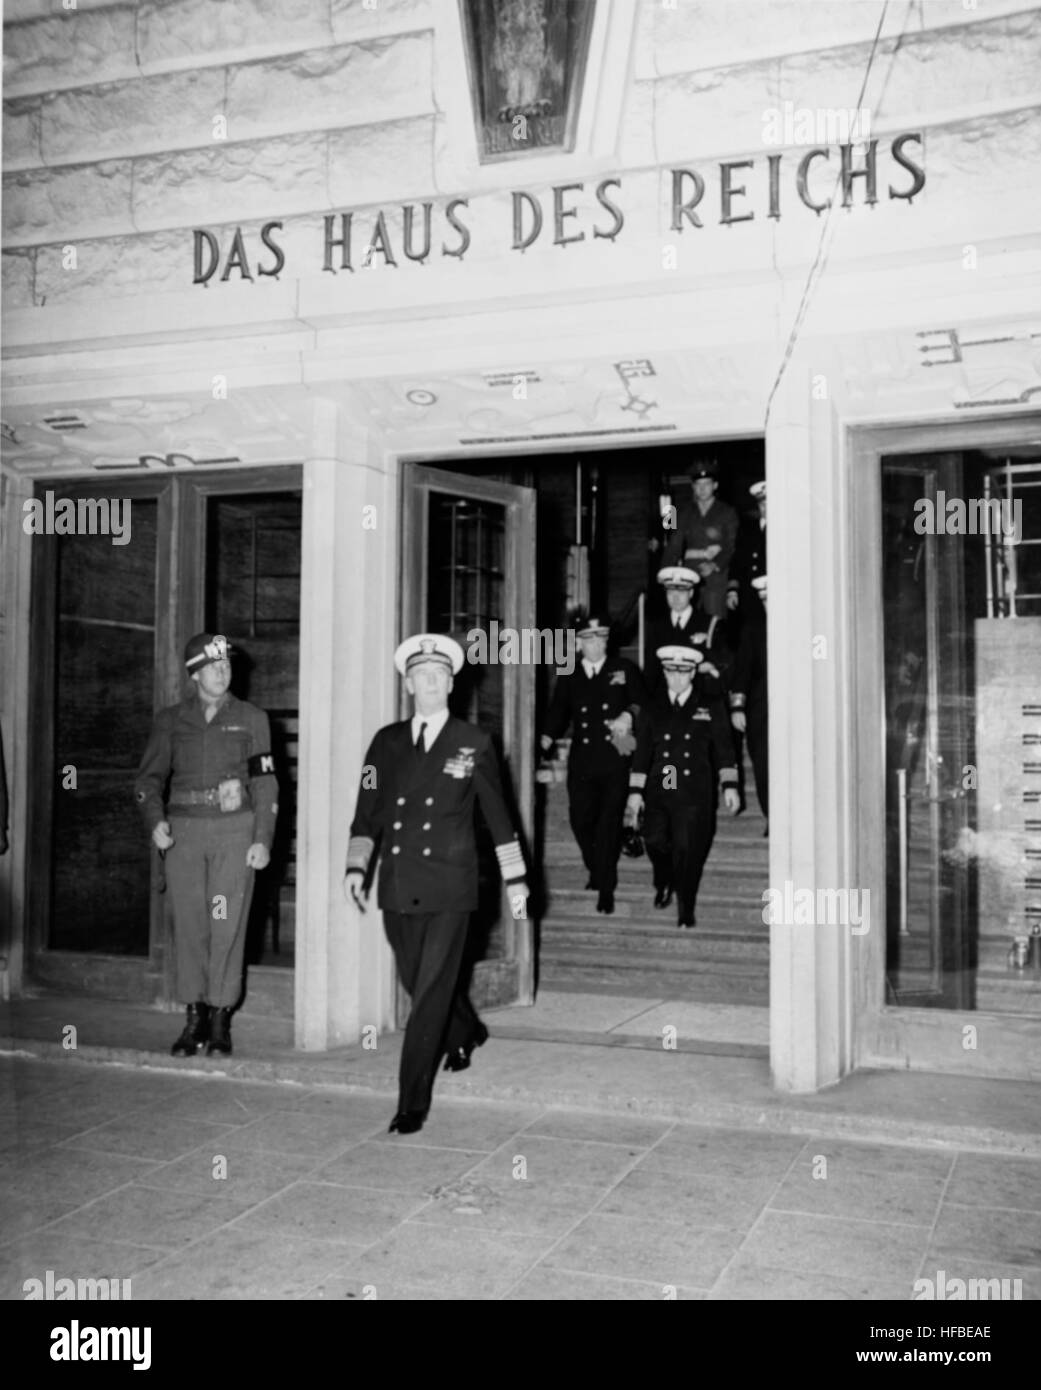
[426, 440, 769, 1005]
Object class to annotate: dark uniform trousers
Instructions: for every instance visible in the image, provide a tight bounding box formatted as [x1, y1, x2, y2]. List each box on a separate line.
[347, 718, 526, 1117]
[134, 693, 278, 1008]
[730, 604, 768, 819]
[632, 688, 737, 922]
[543, 658, 644, 893]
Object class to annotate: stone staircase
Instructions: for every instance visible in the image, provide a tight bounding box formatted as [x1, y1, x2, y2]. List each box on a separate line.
[535, 762, 770, 1004]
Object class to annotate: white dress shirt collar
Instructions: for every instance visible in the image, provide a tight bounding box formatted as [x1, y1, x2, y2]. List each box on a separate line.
[582, 658, 605, 679]
[411, 707, 450, 751]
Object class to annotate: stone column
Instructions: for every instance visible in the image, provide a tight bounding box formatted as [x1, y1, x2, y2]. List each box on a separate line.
[294, 402, 397, 1050]
[766, 358, 857, 1092]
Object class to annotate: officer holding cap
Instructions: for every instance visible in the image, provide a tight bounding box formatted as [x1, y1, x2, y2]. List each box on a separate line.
[540, 613, 644, 915]
[345, 633, 529, 1136]
[134, 634, 278, 1057]
[664, 461, 739, 621]
[645, 566, 731, 695]
[627, 645, 739, 928]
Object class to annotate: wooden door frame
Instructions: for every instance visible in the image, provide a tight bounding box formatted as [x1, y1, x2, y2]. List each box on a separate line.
[850, 413, 1041, 1076]
[24, 466, 302, 1005]
[400, 463, 537, 1009]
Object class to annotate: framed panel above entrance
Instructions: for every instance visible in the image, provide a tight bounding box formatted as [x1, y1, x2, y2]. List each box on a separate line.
[849, 414, 1041, 1080]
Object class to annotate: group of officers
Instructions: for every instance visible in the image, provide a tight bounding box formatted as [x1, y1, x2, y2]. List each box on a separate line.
[541, 465, 768, 929]
[133, 462, 766, 1135]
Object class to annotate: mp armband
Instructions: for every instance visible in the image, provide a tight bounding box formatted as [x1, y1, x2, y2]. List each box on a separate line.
[248, 752, 276, 777]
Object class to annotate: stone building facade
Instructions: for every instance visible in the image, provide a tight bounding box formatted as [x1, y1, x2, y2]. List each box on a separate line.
[3, 0, 1040, 1090]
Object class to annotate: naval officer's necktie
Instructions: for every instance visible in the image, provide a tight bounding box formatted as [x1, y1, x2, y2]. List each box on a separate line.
[415, 722, 428, 754]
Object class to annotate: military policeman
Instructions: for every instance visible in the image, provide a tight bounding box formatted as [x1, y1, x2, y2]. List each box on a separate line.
[730, 573, 769, 823]
[664, 462, 739, 620]
[345, 634, 529, 1136]
[626, 646, 740, 928]
[134, 633, 278, 1057]
[540, 614, 644, 915]
[645, 566, 731, 695]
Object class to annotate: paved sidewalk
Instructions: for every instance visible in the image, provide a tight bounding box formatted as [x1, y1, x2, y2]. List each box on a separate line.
[3, 1054, 1040, 1301]
[3, 993, 1041, 1300]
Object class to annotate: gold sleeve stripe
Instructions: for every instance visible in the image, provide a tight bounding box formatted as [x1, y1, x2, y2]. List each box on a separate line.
[495, 842, 526, 877]
[346, 835, 375, 872]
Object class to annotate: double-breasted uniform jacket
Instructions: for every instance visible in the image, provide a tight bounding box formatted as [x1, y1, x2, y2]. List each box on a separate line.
[630, 682, 738, 805]
[729, 588, 767, 712]
[645, 611, 733, 696]
[346, 717, 525, 914]
[543, 657, 644, 777]
[134, 692, 278, 847]
[727, 517, 766, 608]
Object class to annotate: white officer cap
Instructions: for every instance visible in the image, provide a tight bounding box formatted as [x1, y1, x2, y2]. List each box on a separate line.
[656, 566, 700, 589]
[394, 633, 465, 676]
[750, 480, 767, 499]
[656, 644, 704, 671]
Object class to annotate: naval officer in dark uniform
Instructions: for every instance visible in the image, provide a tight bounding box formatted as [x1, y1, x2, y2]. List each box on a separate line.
[540, 614, 644, 915]
[626, 646, 739, 928]
[135, 633, 278, 1057]
[727, 479, 767, 614]
[644, 566, 732, 696]
[345, 634, 529, 1136]
[730, 573, 769, 823]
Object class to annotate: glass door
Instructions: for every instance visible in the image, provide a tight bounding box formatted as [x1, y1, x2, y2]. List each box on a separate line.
[401, 464, 537, 1007]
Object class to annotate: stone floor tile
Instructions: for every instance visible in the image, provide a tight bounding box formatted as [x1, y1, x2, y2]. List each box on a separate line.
[367, 1100, 542, 1153]
[791, 1138, 956, 1182]
[710, 1255, 911, 1300]
[740, 1210, 929, 1283]
[135, 1146, 319, 1204]
[207, 1109, 366, 1160]
[543, 1212, 744, 1289]
[229, 1180, 428, 1245]
[300, 1276, 458, 1300]
[44, 1182, 256, 1249]
[0, 1232, 166, 1301]
[335, 1224, 549, 1299]
[518, 1109, 673, 1148]
[407, 1175, 603, 1237]
[135, 1078, 316, 1126]
[0, 1119, 95, 1157]
[946, 1153, 1041, 1213]
[769, 1165, 946, 1227]
[506, 1267, 706, 1300]
[59, 1110, 235, 1161]
[472, 1136, 644, 1188]
[129, 1228, 361, 1299]
[313, 1141, 485, 1194]
[644, 1124, 806, 1178]
[600, 1164, 778, 1229]
[928, 1203, 1041, 1267]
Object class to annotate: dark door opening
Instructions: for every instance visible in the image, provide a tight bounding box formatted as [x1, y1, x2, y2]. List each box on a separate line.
[427, 440, 769, 1004]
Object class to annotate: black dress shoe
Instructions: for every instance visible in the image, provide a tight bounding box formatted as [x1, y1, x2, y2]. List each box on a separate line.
[443, 1022, 489, 1072]
[596, 890, 615, 915]
[653, 886, 673, 910]
[388, 1110, 426, 1134]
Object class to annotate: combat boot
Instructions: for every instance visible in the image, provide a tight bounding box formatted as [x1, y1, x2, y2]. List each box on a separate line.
[171, 1002, 210, 1056]
[206, 1007, 233, 1056]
